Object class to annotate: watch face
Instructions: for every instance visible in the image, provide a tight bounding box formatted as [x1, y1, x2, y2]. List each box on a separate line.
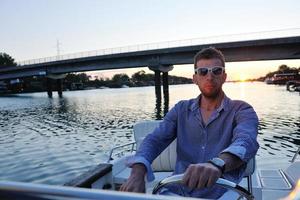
[212, 158, 225, 167]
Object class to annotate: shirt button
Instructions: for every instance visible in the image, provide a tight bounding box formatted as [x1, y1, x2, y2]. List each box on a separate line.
[202, 146, 205, 149]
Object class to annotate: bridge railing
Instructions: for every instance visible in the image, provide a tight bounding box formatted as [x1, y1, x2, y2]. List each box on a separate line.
[18, 28, 300, 66]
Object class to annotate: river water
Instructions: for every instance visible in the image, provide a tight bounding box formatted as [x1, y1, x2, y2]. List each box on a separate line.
[0, 82, 299, 185]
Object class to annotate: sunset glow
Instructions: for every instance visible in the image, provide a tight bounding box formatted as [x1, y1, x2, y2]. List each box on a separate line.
[88, 59, 300, 82]
[238, 74, 248, 82]
[1, 1, 300, 81]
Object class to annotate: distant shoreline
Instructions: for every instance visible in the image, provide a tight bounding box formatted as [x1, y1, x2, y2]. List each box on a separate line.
[0, 80, 270, 96]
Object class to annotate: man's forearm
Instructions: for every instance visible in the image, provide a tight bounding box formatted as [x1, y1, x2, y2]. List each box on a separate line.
[219, 152, 244, 172]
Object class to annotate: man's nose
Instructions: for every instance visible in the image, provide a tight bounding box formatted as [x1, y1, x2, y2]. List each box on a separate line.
[206, 72, 214, 80]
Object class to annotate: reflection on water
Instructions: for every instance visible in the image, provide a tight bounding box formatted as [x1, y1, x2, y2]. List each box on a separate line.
[224, 82, 300, 169]
[0, 82, 299, 184]
[155, 90, 169, 120]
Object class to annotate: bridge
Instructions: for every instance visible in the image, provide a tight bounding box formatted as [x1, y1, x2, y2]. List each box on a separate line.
[1, 29, 300, 97]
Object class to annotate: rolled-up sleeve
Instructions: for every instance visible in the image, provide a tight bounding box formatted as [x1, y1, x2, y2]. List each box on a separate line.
[126, 102, 179, 181]
[221, 103, 259, 162]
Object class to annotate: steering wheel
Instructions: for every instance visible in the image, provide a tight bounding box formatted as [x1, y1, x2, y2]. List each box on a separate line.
[152, 174, 254, 200]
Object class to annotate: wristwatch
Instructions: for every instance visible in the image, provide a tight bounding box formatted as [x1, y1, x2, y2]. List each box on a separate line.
[208, 157, 226, 174]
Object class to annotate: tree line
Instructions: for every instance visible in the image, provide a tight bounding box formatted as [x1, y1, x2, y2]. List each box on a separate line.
[65, 70, 192, 89]
[0, 53, 17, 66]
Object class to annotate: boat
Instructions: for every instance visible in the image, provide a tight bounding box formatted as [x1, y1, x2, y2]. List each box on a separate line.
[266, 73, 300, 85]
[0, 81, 9, 94]
[264, 78, 273, 85]
[121, 84, 130, 88]
[1, 120, 300, 200]
[286, 80, 300, 92]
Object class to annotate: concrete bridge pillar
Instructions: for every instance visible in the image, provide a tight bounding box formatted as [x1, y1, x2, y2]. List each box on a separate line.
[57, 79, 63, 98]
[154, 70, 161, 100]
[46, 74, 66, 98]
[162, 72, 169, 101]
[46, 78, 53, 98]
[149, 65, 173, 116]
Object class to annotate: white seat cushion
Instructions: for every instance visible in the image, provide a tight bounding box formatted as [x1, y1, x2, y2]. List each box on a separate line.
[151, 140, 176, 172]
[133, 120, 177, 172]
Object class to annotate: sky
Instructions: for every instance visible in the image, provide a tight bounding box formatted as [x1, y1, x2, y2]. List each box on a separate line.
[1, 0, 300, 81]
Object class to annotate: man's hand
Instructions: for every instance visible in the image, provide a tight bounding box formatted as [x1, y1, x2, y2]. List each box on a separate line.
[182, 163, 222, 189]
[119, 163, 146, 193]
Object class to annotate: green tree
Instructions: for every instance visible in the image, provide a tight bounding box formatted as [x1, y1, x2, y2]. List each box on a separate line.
[112, 73, 129, 83]
[93, 77, 108, 87]
[65, 73, 90, 83]
[131, 70, 154, 82]
[0, 52, 17, 66]
[131, 70, 147, 82]
[278, 64, 298, 74]
[278, 64, 289, 72]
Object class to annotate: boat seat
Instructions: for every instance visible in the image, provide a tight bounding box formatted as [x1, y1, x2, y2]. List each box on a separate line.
[258, 169, 292, 190]
[112, 120, 174, 186]
[257, 168, 293, 200]
[134, 120, 176, 172]
[257, 161, 300, 190]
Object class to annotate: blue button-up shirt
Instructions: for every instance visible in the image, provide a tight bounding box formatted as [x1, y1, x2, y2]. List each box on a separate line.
[127, 95, 259, 199]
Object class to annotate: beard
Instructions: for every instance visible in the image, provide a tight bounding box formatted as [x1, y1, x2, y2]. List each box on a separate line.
[199, 86, 223, 99]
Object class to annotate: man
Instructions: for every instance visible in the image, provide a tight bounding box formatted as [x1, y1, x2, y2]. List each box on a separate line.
[120, 47, 259, 198]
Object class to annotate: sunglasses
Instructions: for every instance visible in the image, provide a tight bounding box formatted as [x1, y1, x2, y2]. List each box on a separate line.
[194, 66, 225, 76]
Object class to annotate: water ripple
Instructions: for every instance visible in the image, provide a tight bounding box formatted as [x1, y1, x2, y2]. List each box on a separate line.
[0, 83, 299, 184]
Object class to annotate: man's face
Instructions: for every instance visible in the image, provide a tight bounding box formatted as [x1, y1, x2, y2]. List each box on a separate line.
[193, 58, 227, 98]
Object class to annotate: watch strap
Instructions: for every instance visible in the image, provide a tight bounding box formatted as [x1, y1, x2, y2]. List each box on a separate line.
[208, 160, 225, 174]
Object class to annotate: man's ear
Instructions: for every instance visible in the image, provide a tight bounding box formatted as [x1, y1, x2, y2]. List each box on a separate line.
[223, 72, 227, 83]
[192, 74, 198, 84]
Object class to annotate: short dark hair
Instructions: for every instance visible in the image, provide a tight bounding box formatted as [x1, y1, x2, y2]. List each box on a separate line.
[194, 47, 225, 68]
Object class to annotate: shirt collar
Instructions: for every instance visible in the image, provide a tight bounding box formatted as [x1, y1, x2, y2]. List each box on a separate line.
[190, 95, 201, 111]
[190, 94, 230, 112]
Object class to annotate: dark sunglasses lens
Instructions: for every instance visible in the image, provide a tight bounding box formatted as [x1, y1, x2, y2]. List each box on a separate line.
[212, 67, 223, 75]
[198, 68, 208, 76]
